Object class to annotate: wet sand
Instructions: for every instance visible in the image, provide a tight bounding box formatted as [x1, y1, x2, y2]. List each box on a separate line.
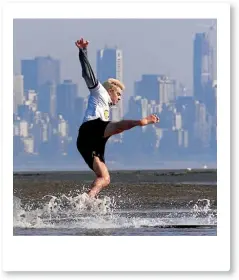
[13, 169, 217, 209]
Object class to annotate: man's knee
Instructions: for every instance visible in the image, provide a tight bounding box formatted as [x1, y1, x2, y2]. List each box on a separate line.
[103, 175, 110, 186]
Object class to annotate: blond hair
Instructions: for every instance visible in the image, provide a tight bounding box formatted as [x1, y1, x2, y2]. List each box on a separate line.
[103, 78, 125, 92]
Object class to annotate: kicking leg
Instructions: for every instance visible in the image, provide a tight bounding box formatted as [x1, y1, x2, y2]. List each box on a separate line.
[88, 156, 110, 198]
[104, 120, 141, 138]
[104, 114, 160, 138]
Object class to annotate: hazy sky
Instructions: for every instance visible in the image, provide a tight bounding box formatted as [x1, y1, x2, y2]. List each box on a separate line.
[13, 19, 216, 111]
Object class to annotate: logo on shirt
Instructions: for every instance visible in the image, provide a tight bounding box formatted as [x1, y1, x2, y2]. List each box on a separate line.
[104, 110, 109, 120]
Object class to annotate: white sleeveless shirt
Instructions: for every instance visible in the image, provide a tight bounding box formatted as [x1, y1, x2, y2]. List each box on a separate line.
[83, 82, 112, 123]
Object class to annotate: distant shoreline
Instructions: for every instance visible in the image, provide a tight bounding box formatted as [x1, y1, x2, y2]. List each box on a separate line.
[13, 169, 217, 187]
[13, 160, 217, 173]
[14, 168, 217, 175]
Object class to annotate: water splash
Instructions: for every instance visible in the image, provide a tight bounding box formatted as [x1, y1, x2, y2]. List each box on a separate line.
[13, 195, 217, 230]
[160, 198, 217, 226]
[13, 193, 116, 228]
[190, 199, 217, 225]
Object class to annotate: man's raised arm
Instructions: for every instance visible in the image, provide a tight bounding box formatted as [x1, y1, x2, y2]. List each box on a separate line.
[75, 38, 98, 89]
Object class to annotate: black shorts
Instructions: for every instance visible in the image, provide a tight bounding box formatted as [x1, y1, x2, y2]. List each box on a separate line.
[76, 118, 110, 170]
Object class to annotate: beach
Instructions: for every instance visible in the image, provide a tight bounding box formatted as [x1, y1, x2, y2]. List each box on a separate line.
[13, 169, 217, 236]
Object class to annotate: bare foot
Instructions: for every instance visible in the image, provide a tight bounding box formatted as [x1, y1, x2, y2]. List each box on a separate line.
[140, 114, 160, 126]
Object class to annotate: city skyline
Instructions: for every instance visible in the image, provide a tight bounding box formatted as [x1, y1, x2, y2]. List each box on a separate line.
[13, 26, 217, 170]
[13, 19, 217, 112]
[12, 17, 219, 170]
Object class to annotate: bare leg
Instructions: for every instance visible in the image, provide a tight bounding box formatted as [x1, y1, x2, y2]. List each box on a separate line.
[104, 120, 141, 138]
[88, 156, 110, 198]
[104, 114, 160, 138]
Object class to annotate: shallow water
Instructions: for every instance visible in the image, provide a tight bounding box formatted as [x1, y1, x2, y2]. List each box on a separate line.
[13, 193, 217, 236]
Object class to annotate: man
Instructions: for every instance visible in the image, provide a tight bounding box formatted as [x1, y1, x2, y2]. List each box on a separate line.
[75, 38, 160, 198]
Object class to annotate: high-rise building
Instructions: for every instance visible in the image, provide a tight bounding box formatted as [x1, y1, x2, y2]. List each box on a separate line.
[97, 47, 123, 121]
[21, 56, 60, 94]
[21, 60, 37, 94]
[58, 115, 68, 137]
[74, 96, 85, 124]
[135, 74, 176, 104]
[38, 82, 57, 118]
[213, 80, 217, 118]
[128, 96, 148, 119]
[178, 129, 189, 149]
[194, 101, 210, 148]
[158, 75, 176, 104]
[57, 115, 69, 156]
[176, 96, 196, 131]
[13, 75, 24, 114]
[19, 120, 28, 137]
[56, 79, 78, 121]
[134, 75, 160, 102]
[175, 113, 182, 130]
[193, 33, 213, 102]
[26, 89, 38, 113]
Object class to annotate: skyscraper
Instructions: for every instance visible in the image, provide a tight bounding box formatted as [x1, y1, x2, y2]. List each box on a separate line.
[135, 74, 176, 104]
[134, 75, 160, 102]
[193, 33, 212, 102]
[21, 60, 37, 94]
[21, 56, 60, 94]
[194, 101, 210, 148]
[158, 75, 176, 104]
[38, 82, 57, 118]
[13, 74, 24, 114]
[97, 47, 123, 121]
[56, 79, 78, 122]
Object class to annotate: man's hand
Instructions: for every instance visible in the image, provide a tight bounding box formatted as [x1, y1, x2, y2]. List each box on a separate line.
[75, 38, 89, 49]
[140, 114, 160, 126]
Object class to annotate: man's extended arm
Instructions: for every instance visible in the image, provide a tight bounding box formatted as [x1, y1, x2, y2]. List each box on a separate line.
[78, 48, 98, 89]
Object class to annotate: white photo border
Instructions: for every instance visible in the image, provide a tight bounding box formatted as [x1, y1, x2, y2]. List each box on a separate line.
[2, 1, 230, 272]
